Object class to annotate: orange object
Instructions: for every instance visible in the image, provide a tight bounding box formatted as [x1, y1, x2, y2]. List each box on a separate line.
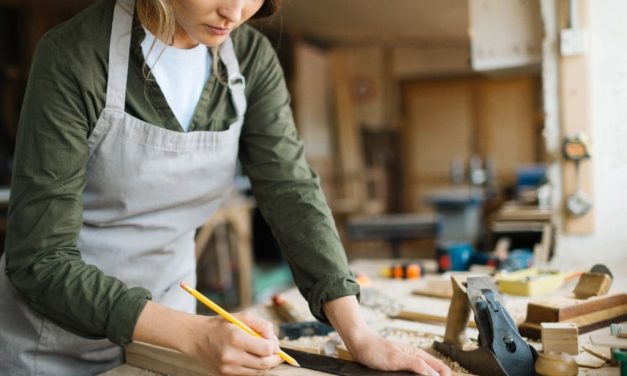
[381, 263, 422, 279]
[355, 273, 371, 286]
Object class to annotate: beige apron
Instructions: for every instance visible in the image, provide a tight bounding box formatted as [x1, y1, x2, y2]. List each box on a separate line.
[0, 0, 246, 373]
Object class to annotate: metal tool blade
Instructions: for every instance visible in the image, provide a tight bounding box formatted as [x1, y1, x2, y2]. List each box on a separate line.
[282, 348, 418, 376]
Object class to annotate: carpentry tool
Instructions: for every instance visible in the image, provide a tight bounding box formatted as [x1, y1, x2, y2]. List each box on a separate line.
[279, 321, 335, 340]
[534, 351, 578, 376]
[519, 293, 627, 339]
[573, 264, 613, 299]
[562, 133, 593, 217]
[282, 348, 418, 376]
[179, 282, 300, 367]
[496, 268, 578, 296]
[433, 275, 538, 376]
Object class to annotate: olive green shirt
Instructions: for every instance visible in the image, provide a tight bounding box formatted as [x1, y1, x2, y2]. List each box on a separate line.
[5, 0, 359, 346]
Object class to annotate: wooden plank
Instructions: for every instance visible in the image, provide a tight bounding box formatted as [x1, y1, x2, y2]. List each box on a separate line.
[329, 49, 366, 211]
[519, 294, 627, 339]
[393, 310, 477, 329]
[525, 294, 627, 322]
[125, 342, 325, 376]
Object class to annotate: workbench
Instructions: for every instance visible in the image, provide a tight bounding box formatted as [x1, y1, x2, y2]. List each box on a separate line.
[101, 259, 625, 375]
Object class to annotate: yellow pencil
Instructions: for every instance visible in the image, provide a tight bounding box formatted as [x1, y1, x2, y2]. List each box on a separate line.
[179, 282, 300, 367]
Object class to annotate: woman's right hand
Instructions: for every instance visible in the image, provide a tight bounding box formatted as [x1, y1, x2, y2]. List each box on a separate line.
[185, 312, 283, 375]
[134, 302, 283, 375]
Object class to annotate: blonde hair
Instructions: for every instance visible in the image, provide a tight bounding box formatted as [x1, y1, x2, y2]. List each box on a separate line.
[136, 0, 220, 80]
[136, 0, 281, 81]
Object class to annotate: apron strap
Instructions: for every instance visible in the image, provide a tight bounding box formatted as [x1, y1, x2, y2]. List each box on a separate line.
[106, 0, 246, 118]
[106, 0, 134, 110]
[219, 38, 247, 120]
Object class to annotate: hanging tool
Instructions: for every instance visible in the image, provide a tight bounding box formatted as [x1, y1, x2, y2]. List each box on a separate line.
[562, 133, 592, 217]
[433, 276, 538, 376]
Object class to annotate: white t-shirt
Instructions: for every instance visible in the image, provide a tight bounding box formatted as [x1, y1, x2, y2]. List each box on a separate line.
[140, 28, 212, 132]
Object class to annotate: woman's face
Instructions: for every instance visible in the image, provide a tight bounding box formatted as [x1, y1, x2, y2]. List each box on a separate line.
[170, 0, 265, 48]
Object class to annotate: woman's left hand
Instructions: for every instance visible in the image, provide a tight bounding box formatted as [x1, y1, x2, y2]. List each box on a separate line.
[346, 331, 452, 376]
[324, 295, 452, 376]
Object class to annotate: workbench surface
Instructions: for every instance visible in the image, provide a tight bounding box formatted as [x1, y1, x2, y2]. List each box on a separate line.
[102, 259, 625, 375]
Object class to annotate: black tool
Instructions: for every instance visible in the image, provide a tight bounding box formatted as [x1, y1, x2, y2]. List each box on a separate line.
[434, 276, 538, 376]
[283, 348, 418, 376]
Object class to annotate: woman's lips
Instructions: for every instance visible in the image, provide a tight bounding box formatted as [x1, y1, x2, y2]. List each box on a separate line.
[205, 25, 230, 36]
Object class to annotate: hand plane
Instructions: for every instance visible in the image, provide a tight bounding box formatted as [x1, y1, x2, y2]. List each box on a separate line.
[433, 275, 538, 376]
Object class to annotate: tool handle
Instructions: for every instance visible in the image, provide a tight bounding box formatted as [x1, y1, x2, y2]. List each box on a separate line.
[443, 275, 471, 347]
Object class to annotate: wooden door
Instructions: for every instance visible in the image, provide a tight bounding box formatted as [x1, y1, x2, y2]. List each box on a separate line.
[401, 78, 475, 212]
[400, 75, 541, 212]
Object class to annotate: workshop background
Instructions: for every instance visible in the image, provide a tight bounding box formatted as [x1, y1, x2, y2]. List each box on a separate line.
[0, 0, 626, 311]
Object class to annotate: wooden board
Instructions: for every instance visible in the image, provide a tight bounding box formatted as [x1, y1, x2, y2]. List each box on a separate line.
[519, 294, 627, 339]
[392, 310, 477, 329]
[125, 342, 325, 376]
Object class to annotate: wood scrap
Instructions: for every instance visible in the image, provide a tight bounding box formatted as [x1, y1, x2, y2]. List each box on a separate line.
[590, 333, 627, 348]
[519, 293, 627, 339]
[575, 351, 607, 368]
[582, 345, 612, 362]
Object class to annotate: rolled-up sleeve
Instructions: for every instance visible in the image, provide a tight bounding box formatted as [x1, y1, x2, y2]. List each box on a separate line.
[238, 35, 360, 324]
[5, 34, 151, 346]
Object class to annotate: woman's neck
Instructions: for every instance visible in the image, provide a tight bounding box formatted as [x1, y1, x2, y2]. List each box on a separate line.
[137, 7, 198, 49]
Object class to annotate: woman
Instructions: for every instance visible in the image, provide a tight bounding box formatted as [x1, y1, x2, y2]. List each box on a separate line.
[0, 0, 451, 375]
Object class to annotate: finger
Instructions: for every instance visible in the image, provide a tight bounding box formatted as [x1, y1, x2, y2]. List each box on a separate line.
[238, 351, 283, 370]
[392, 350, 439, 376]
[230, 327, 279, 357]
[413, 349, 451, 376]
[236, 312, 276, 340]
[219, 347, 282, 371]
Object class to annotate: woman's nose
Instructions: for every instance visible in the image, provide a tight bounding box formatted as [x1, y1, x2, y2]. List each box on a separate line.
[218, 1, 245, 23]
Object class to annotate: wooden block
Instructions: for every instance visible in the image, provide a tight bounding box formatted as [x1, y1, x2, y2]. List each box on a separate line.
[541, 322, 579, 355]
[519, 293, 627, 339]
[573, 272, 612, 299]
[542, 340, 579, 355]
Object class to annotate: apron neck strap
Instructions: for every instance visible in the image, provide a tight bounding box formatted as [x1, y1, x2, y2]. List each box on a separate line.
[106, 0, 134, 110]
[219, 38, 247, 119]
[106, 0, 247, 118]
